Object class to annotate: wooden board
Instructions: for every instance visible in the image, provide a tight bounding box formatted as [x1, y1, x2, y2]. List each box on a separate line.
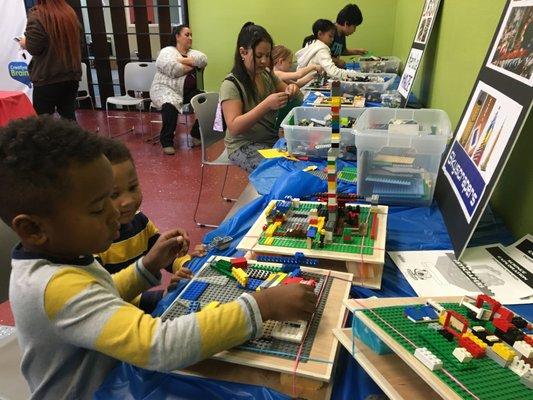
[344, 296, 472, 400]
[179, 266, 352, 384]
[183, 358, 332, 400]
[237, 201, 387, 288]
[333, 328, 443, 400]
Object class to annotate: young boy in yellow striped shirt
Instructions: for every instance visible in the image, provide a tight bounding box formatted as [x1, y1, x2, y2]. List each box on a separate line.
[2, 116, 316, 399]
[96, 137, 203, 313]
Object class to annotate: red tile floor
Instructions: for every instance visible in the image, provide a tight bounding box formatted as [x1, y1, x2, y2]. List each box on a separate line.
[0, 109, 250, 326]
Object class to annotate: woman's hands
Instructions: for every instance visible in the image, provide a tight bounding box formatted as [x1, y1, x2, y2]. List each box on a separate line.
[264, 92, 289, 111]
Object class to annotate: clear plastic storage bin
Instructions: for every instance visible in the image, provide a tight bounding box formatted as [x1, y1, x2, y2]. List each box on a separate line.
[359, 56, 401, 73]
[340, 73, 397, 96]
[281, 106, 366, 159]
[353, 108, 452, 206]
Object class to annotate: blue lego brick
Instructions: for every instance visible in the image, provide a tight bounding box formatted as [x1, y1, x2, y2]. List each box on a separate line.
[404, 305, 439, 323]
[289, 267, 301, 278]
[281, 263, 299, 273]
[187, 301, 201, 314]
[181, 281, 209, 301]
[307, 226, 318, 238]
[244, 278, 263, 291]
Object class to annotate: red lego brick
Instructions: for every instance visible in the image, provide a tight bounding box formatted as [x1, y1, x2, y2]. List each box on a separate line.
[309, 217, 318, 225]
[494, 307, 514, 322]
[282, 277, 303, 285]
[493, 317, 514, 333]
[370, 212, 378, 240]
[444, 310, 469, 337]
[230, 257, 248, 270]
[524, 335, 533, 346]
[300, 279, 317, 288]
[458, 336, 485, 358]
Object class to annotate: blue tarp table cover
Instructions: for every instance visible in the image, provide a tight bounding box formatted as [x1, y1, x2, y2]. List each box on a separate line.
[96, 151, 530, 400]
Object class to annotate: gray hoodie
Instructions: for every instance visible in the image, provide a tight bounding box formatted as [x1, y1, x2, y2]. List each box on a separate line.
[295, 40, 359, 81]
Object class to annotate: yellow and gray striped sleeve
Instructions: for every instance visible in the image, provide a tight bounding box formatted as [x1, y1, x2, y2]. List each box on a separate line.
[43, 268, 263, 371]
[111, 258, 160, 302]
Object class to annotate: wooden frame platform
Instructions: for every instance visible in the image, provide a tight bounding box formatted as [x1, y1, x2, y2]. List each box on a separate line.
[178, 266, 353, 399]
[345, 296, 501, 400]
[237, 200, 388, 289]
[333, 328, 442, 400]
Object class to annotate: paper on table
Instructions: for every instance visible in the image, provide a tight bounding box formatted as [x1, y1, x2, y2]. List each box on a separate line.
[389, 242, 533, 305]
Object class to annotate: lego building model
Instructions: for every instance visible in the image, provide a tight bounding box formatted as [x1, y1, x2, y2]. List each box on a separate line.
[162, 256, 352, 400]
[337, 295, 533, 400]
[239, 82, 388, 288]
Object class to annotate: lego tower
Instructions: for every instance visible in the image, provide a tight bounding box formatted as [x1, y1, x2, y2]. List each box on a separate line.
[325, 81, 341, 243]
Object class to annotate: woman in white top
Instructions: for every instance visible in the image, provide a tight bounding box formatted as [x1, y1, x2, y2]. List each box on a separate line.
[150, 25, 207, 155]
[295, 19, 358, 81]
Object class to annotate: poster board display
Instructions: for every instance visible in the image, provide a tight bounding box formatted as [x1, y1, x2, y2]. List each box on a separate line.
[436, 0, 533, 258]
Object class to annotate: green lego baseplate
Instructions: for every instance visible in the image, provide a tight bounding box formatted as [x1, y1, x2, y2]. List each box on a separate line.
[360, 303, 530, 400]
[258, 202, 376, 255]
[338, 167, 357, 183]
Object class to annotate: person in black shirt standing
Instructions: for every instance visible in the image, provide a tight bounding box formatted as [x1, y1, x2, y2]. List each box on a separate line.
[330, 4, 367, 68]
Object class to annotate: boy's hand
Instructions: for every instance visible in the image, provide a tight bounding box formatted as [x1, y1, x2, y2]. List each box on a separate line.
[176, 229, 190, 257]
[191, 244, 207, 258]
[175, 267, 193, 280]
[143, 229, 188, 274]
[251, 284, 317, 322]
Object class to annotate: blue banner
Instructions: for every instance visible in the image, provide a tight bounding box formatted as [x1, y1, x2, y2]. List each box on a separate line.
[442, 141, 486, 221]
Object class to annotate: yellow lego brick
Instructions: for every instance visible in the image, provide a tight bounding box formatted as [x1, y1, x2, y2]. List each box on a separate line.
[462, 332, 487, 349]
[438, 312, 446, 326]
[264, 237, 274, 245]
[232, 267, 248, 288]
[331, 97, 341, 107]
[328, 181, 337, 191]
[203, 301, 220, 310]
[493, 342, 516, 362]
[264, 202, 275, 216]
[317, 217, 325, 231]
[331, 133, 341, 142]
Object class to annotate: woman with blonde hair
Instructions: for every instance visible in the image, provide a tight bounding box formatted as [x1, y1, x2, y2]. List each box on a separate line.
[22, 0, 82, 121]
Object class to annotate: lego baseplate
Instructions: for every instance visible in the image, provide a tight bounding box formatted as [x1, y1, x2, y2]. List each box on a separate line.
[163, 256, 352, 382]
[344, 296, 533, 400]
[237, 200, 388, 288]
[333, 328, 441, 400]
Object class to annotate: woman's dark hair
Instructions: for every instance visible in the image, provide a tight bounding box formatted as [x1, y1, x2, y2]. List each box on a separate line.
[169, 24, 189, 47]
[303, 19, 336, 47]
[337, 4, 363, 26]
[231, 22, 274, 101]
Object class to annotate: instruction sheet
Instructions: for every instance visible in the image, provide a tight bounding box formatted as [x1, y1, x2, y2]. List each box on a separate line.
[389, 234, 533, 305]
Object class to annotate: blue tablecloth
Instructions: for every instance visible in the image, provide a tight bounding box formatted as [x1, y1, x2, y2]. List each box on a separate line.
[96, 154, 530, 400]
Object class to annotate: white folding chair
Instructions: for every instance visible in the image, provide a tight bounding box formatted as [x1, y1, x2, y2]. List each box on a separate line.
[191, 92, 238, 228]
[106, 62, 156, 138]
[76, 63, 94, 110]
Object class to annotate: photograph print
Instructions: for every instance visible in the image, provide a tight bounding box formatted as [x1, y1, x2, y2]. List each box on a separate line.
[398, 48, 423, 98]
[487, 1, 533, 86]
[442, 81, 522, 222]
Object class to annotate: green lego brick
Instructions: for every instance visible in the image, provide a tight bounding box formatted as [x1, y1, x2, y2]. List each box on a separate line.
[338, 167, 357, 183]
[359, 303, 530, 400]
[210, 262, 234, 279]
[215, 259, 232, 271]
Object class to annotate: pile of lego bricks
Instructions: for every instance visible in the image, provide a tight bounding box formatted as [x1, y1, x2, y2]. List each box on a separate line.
[162, 257, 332, 361]
[258, 201, 377, 255]
[360, 302, 533, 399]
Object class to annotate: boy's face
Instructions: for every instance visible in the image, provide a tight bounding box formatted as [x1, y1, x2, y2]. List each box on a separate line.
[110, 160, 142, 225]
[36, 155, 120, 257]
[341, 23, 357, 36]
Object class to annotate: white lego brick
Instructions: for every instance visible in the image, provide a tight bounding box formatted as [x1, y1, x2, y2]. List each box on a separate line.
[485, 335, 500, 345]
[486, 345, 512, 368]
[453, 347, 473, 363]
[414, 347, 443, 371]
[513, 341, 533, 359]
[271, 320, 307, 344]
[471, 326, 486, 333]
[426, 299, 444, 313]
[509, 356, 533, 378]
[520, 370, 533, 390]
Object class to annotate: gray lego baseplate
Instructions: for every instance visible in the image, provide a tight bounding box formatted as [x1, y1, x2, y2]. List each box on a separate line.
[161, 257, 332, 362]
